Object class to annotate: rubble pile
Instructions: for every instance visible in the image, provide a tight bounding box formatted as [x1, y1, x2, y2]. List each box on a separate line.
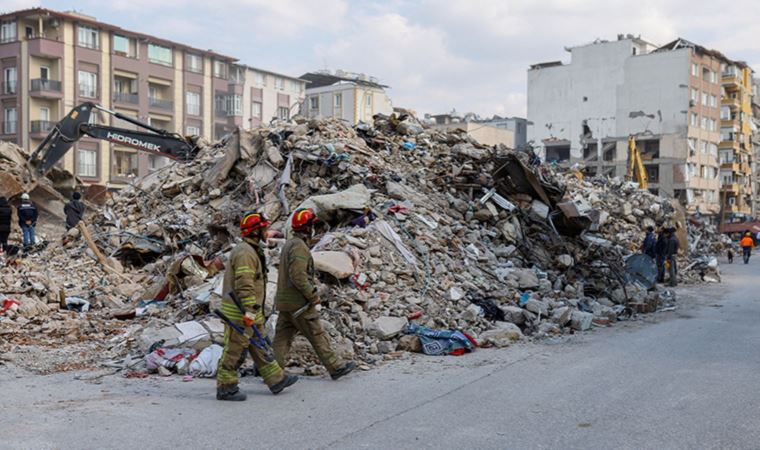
[0, 115, 724, 374]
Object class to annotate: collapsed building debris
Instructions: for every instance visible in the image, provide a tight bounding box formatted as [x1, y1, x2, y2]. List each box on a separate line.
[0, 114, 727, 375]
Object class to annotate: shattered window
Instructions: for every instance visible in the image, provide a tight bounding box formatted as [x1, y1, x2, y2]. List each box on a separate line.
[278, 106, 289, 120]
[112, 150, 138, 178]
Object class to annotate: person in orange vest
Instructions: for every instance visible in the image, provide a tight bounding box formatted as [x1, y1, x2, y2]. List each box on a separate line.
[740, 231, 755, 264]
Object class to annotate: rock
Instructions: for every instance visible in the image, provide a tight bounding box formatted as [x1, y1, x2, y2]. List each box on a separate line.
[556, 254, 574, 268]
[500, 305, 526, 325]
[449, 286, 465, 301]
[480, 324, 523, 347]
[397, 334, 422, 352]
[460, 304, 483, 321]
[524, 299, 549, 316]
[380, 271, 397, 284]
[473, 209, 493, 222]
[386, 181, 427, 205]
[551, 306, 572, 326]
[367, 316, 408, 340]
[312, 251, 355, 279]
[570, 311, 593, 331]
[514, 269, 539, 289]
[377, 341, 395, 354]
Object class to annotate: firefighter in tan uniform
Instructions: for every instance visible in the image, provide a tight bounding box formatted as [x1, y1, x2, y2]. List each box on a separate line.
[272, 208, 356, 380]
[216, 211, 298, 401]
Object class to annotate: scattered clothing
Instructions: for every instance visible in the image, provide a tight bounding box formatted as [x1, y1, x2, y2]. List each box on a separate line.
[405, 323, 477, 356]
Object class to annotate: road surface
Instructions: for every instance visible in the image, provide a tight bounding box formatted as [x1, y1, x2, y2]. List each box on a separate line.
[1, 258, 758, 449]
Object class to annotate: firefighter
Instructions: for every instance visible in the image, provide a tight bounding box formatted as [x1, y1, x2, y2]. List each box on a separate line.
[216, 211, 298, 401]
[272, 208, 356, 380]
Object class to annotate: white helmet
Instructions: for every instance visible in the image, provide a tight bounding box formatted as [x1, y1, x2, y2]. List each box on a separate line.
[21, 193, 30, 200]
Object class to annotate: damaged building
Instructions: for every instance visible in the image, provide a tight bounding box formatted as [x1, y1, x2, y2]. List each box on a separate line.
[528, 35, 756, 222]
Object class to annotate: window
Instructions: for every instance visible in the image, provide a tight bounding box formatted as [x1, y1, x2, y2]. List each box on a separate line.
[186, 91, 201, 116]
[309, 96, 319, 110]
[186, 54, 202, 73]
[691, 63, 699, 77]
[701, 92, 708, 106]
[186, 125, 200, 136]
[334, 93, 342, 108]
[255, 72, 266, 86]
[78, 25, 99, 49]
[39, 107, 49, 122]
[710, 94, 717, 107]
[3, 67, 16, 94]
[148, 155, 170, 171]
[251, 101, 262, 119]
[691, 113, 698, 127]
[366, 94, 372, 107]
[709, 118, 716, 131]
[278, 106, 289, 120]
[275, 77, 283, 90]
[213, 60, 227, 78]
[0, 21, 16, 43]
[25, 26, 33, 39]
[3, 107, 16, 134]
[702, 67, 710, 81]
[701, 116, 707, 130]
[700, 140, 707, 154]
[40, 66, 49, 80]
[113, 35, 136, 57]
[78, 70, 97, 98]
[112, 150, 139, 178]
[721, 106, 731, 120]
[77, 149, 97, 177]
[148, 44, 172, 66]
[225, 94, 242, 116]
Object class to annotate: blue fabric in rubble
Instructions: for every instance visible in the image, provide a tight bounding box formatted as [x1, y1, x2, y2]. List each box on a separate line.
[405, 323, 475, 356]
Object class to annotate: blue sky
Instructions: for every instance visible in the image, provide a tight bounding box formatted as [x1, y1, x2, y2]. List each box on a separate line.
[5, 0, 760, 117]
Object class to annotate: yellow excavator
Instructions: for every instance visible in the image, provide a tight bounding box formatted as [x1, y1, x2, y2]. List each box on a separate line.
[626, 136, 648, 189]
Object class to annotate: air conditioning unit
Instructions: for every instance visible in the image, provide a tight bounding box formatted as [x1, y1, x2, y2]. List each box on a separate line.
[689, 100, 696, 107]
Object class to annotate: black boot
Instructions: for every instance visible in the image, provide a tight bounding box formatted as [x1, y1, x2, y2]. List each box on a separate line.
[216, 386, 247, 401]
[331, 361, 356, 380]
[269, 374, 298, 395]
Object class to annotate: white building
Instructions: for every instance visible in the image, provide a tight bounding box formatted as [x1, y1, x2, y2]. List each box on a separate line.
[527, 35, 728, 216]
[236, 65, 306, 128]
[300, 70, 393, 124]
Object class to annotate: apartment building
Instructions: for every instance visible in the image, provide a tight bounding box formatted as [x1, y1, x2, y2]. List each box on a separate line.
[0, 8, 252, 188]
[718, 61, 754, 220]
[235, 64, 305, 129]
[300, 70, 393, 124]
[528, 35, 755, 220]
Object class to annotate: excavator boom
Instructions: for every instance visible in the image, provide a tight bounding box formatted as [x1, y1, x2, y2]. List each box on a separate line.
[29, 102, 197, 176]
[626, 136, 649, 189]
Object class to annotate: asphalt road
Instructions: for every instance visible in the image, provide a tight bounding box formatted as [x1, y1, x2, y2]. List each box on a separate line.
[1, 258, 759, 450]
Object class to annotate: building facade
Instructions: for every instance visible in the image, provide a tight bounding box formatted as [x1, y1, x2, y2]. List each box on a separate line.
[0, 8, 305, 189]
[528, 36, 754, 220]
[478, 116, 529, 150]
[300, 70, 393, 124]
[237, 65, 305, 129]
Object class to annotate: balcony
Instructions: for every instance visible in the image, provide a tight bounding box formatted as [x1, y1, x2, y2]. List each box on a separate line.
[30, 120, 56, 138]
[0, 80, 17, 96]
[722, 73, 741, 90]
[27, 38, 64, 58]
[114, 92, 139, 105]
[722, 96, 740, 109]
[721, 161, 739, 172]
[722, 182, 741, 192]
[149, 97, 173, 110]
[30, 78, 62, 98]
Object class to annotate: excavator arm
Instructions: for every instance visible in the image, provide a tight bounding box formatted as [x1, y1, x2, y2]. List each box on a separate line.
[29, 102, 198, 176]
[626, 136, 649, 190]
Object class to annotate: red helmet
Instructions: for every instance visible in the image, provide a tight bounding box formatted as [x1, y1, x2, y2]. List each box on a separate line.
[292, 208, 317, 232]
[240, 211, 270, 237]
